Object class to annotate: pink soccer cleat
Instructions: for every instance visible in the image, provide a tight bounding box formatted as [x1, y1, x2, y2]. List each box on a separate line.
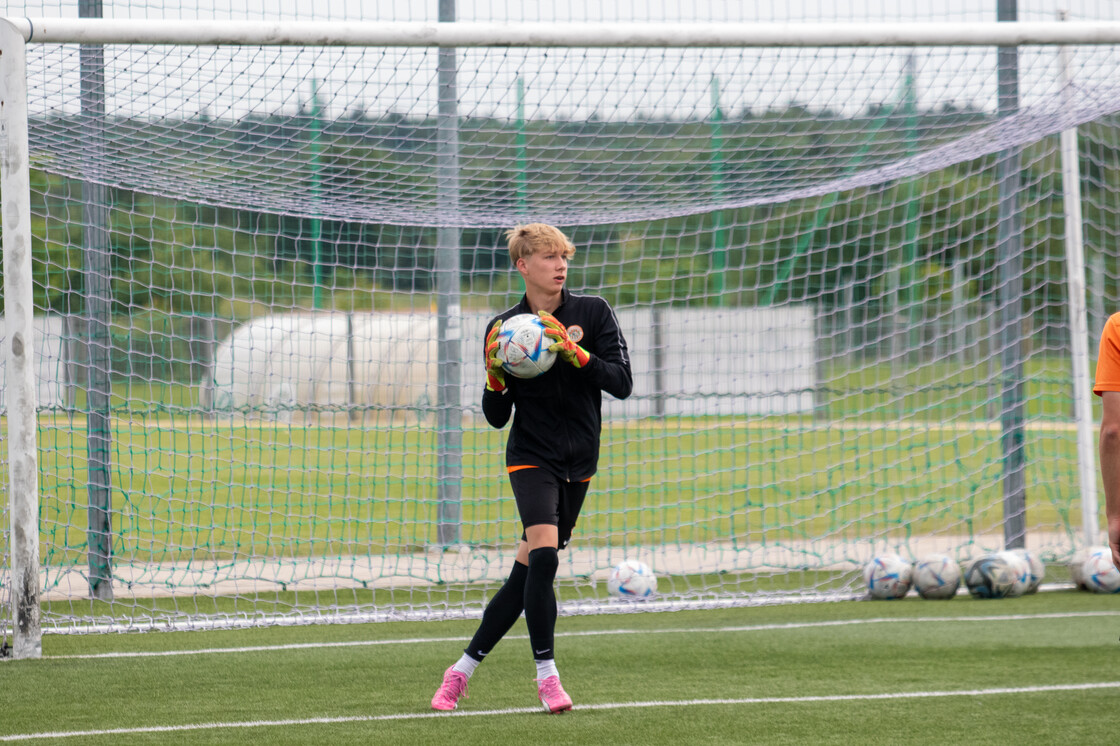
[536, 675, 573, 713]
[431, 666, 469, 711]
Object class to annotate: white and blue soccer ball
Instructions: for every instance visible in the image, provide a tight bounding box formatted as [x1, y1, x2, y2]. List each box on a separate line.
[1080, 547, 1120, 593]
[1070, 546, 1113, 591]
[496, 313, 557, 379]
[1069, 547, 1092, 590]
[964, 554, 1015, 599]
[1010, 548, 1045, 594]
[863, 554, 912, 599]
[995, 550, 1031, 598]
[607, 559, 657, 599]
[911, 553, 961, 600]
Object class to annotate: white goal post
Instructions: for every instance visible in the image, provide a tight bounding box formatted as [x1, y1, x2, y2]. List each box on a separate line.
[8, 18, 1120, 46]
[2, 17, 1116, 659]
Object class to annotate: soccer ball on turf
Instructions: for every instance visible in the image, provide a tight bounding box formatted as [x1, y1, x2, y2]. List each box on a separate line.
[607, 559, 657, 599]
[496, 313, 557, 379]
[964, 554, 1015, 599]
[1080, 547, 1120, 593]
[1068, 547, 1092, 590]
[863, 554, 912, 600]
[995, 550, 1031, 598]
[1010, 548, 1045, 594]
[911, 553, 961, 600]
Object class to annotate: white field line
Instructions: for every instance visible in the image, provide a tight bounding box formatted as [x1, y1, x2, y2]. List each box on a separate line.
[42, 610, 1120, 660]
[3, 682, 1120, 742]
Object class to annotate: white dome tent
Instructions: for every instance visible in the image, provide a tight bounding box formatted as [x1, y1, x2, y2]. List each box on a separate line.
[205, 306, 814, 424]
[207, 312, 448, 424]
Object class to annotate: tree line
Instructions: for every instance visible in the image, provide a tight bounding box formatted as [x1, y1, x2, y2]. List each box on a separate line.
[9, 104, 1120, 384]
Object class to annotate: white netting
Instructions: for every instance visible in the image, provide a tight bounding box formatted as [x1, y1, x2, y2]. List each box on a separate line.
[24, 45, 1120, 227]
[3, 8, 1119, 635]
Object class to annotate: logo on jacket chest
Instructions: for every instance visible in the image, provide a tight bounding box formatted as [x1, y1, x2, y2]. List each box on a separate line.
[566, 325, 584, 343]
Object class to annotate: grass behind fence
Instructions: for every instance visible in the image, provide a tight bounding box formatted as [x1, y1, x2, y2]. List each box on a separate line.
[27, 412, 1087, 568]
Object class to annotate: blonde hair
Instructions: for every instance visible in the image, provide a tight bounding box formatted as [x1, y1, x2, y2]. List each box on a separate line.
[505, 223, 576, 263]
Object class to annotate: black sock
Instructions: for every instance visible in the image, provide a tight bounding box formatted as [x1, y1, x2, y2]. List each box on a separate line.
[464, 560, 529, 662]
[524, 546, 559, 660]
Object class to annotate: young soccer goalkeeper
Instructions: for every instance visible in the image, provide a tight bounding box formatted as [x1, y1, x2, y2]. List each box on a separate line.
[430, 223, 633, 714]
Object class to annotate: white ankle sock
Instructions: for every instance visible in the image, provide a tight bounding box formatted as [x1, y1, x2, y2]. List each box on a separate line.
[453, 653, 480, 678]
[534, 658, 559, 680]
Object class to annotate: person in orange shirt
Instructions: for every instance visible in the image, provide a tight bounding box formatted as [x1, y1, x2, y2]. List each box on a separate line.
[1093, 312, 1120, 572]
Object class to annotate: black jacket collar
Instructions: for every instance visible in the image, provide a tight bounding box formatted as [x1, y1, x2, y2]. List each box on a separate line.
[516, 287, 570, 315]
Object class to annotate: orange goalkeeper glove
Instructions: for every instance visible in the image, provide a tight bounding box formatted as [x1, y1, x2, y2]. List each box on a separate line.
[484, 320, 507, 393]
[538, 310, 591, 369]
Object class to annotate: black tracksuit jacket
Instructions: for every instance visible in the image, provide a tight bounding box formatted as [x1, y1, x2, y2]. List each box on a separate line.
[481, 288, 633, 482]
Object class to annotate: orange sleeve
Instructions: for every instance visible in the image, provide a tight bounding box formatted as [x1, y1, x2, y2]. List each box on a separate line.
[1094, 312, 1120, 395]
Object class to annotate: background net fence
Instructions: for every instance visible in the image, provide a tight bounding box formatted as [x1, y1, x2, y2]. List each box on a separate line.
[3, 2, 1120, 633]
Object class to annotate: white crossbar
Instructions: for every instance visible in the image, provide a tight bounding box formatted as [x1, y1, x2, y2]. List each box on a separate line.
[5, 18, 1120, 47]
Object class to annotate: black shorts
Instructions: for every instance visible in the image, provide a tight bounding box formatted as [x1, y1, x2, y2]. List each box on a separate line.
[509, 467, 590, 550]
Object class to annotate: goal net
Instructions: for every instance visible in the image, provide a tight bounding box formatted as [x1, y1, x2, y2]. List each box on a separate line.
[3, 18, 1119, 636]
